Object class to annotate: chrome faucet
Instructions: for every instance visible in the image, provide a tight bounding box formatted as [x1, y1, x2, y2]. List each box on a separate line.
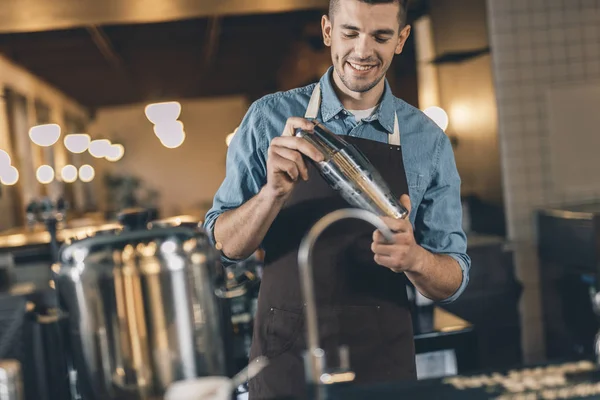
[297, 208, 395, 395]
[591, 290, 600, 364]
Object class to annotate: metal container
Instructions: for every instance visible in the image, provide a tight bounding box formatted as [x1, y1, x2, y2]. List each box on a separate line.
[0, 360, 23, 400]
[295, 121, 409, 220]
[53, 224, 239, 400]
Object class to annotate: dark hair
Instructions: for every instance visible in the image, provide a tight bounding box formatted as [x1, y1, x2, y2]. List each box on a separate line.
[329, 0, 407, 27]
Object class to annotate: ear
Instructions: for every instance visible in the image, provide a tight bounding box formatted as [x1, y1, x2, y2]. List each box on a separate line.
[322, 15, 333, 47]
[394, 24, 412, 54]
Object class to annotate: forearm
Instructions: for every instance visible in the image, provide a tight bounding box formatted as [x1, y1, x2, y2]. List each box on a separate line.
[213, 187, 285, 261]
[405, 247, 463, 302]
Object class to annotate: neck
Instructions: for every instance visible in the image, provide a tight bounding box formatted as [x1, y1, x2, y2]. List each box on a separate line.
[332, 70, 386, 110]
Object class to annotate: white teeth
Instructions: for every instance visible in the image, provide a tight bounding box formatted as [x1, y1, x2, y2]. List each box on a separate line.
[349, 62, 374, 71]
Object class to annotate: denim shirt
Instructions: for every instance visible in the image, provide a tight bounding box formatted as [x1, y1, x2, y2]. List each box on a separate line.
[204, 67, 471, 303]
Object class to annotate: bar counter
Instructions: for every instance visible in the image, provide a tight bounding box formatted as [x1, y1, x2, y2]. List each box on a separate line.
[305, 360, 600, 400]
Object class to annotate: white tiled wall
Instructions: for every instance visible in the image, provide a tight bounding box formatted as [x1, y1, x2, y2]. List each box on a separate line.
[486, 0, 600, 362]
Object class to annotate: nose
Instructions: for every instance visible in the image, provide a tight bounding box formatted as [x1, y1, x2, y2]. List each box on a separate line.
[354, 35, 374, 60]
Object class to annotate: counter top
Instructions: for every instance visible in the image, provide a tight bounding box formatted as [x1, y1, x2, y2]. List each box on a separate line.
[0, 222, 120, 251]
[414, 306, 472, 339]
[321, 360, 600, 399]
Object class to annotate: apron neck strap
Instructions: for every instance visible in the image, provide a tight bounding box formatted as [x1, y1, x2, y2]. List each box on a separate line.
[305, 83, 401, 146]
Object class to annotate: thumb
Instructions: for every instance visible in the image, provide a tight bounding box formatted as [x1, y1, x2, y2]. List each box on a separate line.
[400, 194, 411, 214]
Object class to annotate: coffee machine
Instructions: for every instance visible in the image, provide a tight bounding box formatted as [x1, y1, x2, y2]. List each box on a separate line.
[51, 209, 252, 399]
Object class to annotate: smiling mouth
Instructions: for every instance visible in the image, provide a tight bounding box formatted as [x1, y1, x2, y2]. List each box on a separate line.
[347, 62, 377, 72]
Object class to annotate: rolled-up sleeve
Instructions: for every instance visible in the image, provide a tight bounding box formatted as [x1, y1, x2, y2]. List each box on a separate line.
[203, 101, 268, 264]
[414, 133, 471, 304]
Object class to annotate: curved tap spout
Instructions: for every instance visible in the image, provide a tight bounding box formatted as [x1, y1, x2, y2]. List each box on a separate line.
[297, 208, 395, 385]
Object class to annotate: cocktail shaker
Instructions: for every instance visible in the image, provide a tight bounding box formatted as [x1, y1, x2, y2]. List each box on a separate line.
[295, 120, 409, 220]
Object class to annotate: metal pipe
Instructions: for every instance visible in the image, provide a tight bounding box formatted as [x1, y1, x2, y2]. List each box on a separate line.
[297, 208, 395, 384]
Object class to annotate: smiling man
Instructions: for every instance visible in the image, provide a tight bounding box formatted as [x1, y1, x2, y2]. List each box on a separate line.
[204, 0, 470, 398]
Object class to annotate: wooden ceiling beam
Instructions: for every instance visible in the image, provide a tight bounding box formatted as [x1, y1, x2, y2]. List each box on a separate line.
[202, 17, 221, 71]
[86, 25, 126, 73]
[0, 0, 329, 34]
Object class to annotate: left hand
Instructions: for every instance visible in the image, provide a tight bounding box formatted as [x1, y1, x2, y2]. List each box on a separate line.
[371, 195, 423, 273]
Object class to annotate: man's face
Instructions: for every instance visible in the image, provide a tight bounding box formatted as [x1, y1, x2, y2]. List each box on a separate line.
[322, 0, 411, 93]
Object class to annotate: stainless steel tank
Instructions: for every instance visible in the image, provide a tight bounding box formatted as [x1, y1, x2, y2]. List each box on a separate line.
[295, 120, 409, 220]
[53, 219, 241, 400]
[0, 360, 23, 400]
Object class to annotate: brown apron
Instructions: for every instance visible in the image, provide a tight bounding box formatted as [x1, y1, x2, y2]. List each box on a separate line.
[248, 84, 416, 399]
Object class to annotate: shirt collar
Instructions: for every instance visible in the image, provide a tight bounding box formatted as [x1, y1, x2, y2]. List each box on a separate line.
[318, 66, 396, 134]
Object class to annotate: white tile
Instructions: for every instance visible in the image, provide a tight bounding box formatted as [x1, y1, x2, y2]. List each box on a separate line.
[530, 0, 547, 11]
[565, 9, 582, 26]
[584, 42, 600, 60]
[532, 12, 548, 28]
[567, 62, 586, 79]
[505, 0, 527, 13]
[519, 84, 537, 100]
[586, 62, 600, 78]
[487, 0, 510, 13]
[548, 9, 565, 26]
[565, 26, 583, 43]
[546, 0, 566, 8]
[550, 28, 567, 44]
[583, 24, 599, 40]
[551, 46, 567, 62]
[524, 118, 540, 133]
[551, 63, 569, 80]
[498, 15, 515, 32]
[581, 0, 598, 10]
[583, 6, 600, 24]
[517, 48, 535, 65]
[516, 13, 531, 28]
[567, 44, 585, 61]
[532, 30, 549, 45]
[535, 65, 553, 80]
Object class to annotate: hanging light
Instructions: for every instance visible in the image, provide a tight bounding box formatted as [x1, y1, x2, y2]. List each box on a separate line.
[423, 106, 449, 132]
[0, 150, 11, 168]
[160, 131, 186, 149]
[88, 139, 112, 158]
[105, 144, 125, 162]
[61, 165, 78, 183]
[64, 134, 91, 154]
[0, 166, 19, 185]
[29, 124, 61, 147]
[226, 127, 238, 147]
[145, 102, 181, 125]
[153, 120, 184, 140]
[36, 165, 55, 184]
[79, 165, 95, 182]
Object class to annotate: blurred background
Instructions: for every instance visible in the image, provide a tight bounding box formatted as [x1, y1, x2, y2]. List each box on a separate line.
[0, 0, 599, 393]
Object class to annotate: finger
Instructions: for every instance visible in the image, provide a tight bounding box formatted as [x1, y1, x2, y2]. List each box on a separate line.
[373, 254, 395, 268]
[370, 241, 396, 257]
[271, 146, 309, 181]
[400, 194, 411, 214]
[269, 153, 300, 182]
[373, 230, 411, 247]
[282, 117, 315, 137]
[272, 136, 324, 163]
[380, 216, 405, 232]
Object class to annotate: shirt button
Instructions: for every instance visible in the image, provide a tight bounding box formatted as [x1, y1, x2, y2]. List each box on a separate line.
[334, 115, 340, 119]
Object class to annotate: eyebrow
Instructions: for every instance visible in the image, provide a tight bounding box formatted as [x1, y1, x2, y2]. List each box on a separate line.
[340, 24, 395, 36]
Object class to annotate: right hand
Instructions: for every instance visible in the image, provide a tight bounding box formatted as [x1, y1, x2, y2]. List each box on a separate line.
[264, 117, 324, 200]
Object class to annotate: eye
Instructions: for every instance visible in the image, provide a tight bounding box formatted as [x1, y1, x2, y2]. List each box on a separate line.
[375, 36, 391, 43]
[342, 31, 358, 39]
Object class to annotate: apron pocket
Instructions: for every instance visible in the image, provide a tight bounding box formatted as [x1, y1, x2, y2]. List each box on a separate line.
[264, 307, 304, 359]
[377, 306, 417, 378]
[317, 305, 384, 382]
